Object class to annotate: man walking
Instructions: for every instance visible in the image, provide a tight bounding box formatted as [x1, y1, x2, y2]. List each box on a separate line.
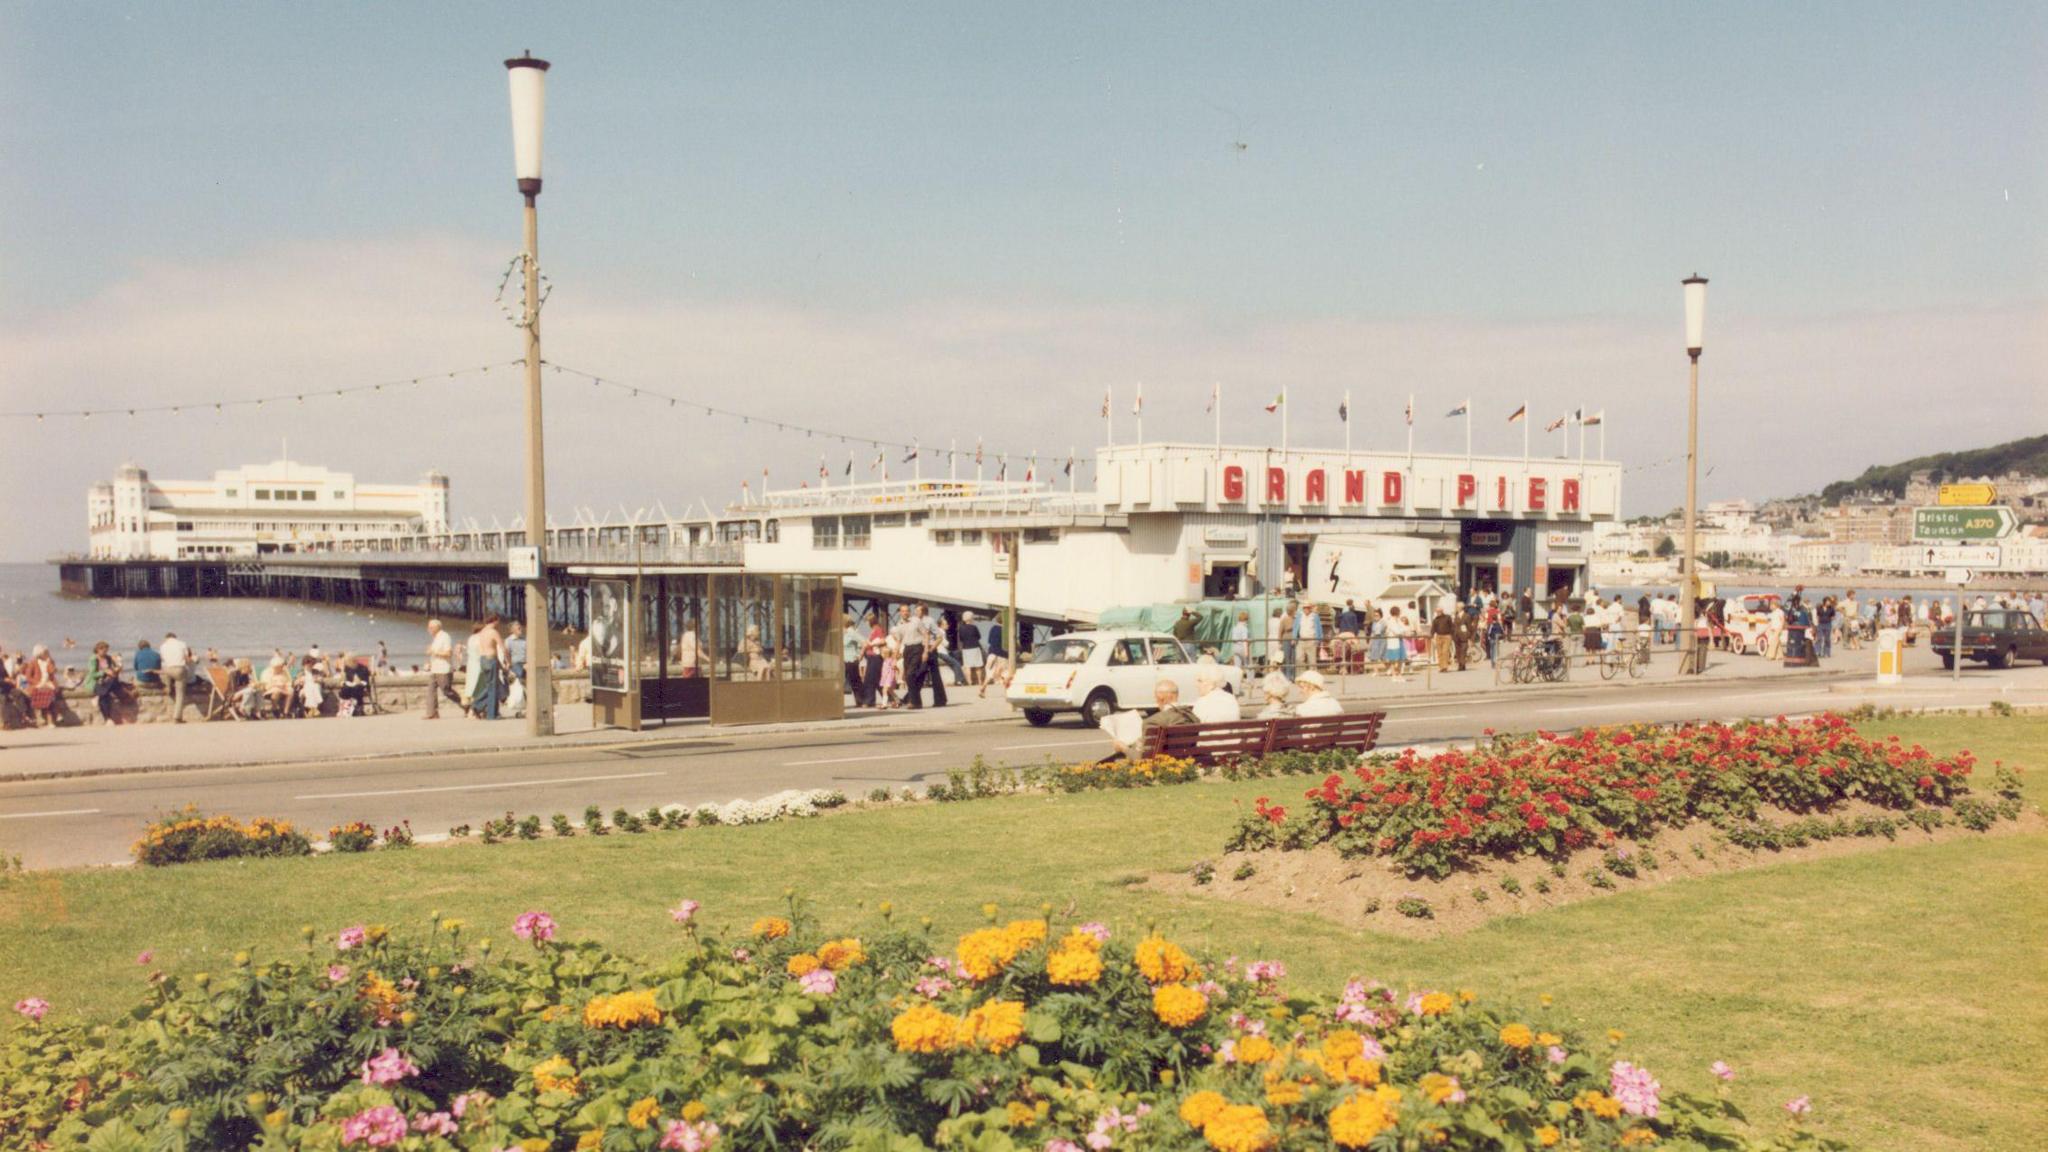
[917, 605, 949, 707]
[472, 615, 508, 719]
[158, 631, 193, 722]
[1430, 606, 1455, 669]
[424, 619, 461, 719]
[1294, 601, 1322, 674]
[892, 607, 927, 709]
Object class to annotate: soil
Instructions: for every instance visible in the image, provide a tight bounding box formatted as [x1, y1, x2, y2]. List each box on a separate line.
[1145, 801, 2044, 939]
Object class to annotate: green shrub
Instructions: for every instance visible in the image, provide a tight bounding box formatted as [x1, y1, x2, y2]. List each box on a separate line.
[133, 809, 313, 866]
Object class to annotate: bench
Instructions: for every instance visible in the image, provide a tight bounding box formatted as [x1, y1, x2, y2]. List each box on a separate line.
[1140, 711, 1386, 763]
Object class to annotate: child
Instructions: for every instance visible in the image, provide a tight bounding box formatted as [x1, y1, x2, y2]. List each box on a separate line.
[879, 635, 903, 708]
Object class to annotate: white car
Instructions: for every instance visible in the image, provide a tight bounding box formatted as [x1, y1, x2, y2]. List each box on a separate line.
[1006, 630, 1244, 727]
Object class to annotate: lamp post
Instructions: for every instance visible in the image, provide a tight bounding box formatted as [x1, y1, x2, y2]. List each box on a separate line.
[1679, 274, 1707, 674]
[507, 52, 555, 734]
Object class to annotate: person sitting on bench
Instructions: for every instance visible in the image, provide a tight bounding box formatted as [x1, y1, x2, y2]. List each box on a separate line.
[1255, 671, 1294, 719]
[1190, 661, 1241, 723]
[1293, 669, 1344, 717]
[1106, 678, 1198, 760]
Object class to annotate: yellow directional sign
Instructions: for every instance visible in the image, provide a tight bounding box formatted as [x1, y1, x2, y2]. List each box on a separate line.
[1938, 483, 1996, 506]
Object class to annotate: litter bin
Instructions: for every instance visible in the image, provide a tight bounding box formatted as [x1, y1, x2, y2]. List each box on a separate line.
[1874, 627, 1904, 685]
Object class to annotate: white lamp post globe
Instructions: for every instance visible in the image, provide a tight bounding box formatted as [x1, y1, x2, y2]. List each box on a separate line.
[1682, 274, 1708, 357]
[505, 54, 549, 196]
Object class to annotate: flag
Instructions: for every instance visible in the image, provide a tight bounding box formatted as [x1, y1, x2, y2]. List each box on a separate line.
[1063, 454, 1074, 476]
[844, 453, 854, 477]
[1404, 398, 1413, 426]
[1545, 415, 1567, 432]
[903, 445, 919, 463]
[1132, 384, 1144, 416]
[1572, 406, 1584, 423]
[1206, 383, 1217, 414]
[872, 450, 886, 472]
[1338, 397, 1349, 422]
[1264, 391, 1284, 413]
[1583, 410, 1604, 427]
[1507, 404, 1527, 423]
[1446, 400, 1469, 417]
[1101, 388, 1110, 419]
[997, 456, 1008, 481]
[1025, 458, 1036, 482]
[818, 458, 827, 479]
[975, 440, 984, 466]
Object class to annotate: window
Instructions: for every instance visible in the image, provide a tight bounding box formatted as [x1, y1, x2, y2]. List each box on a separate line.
[301, 490, 316, 501]
[812, 517, 839, 549]
[933, 530, 957, 545]
[224, 489, 237, 498]
[960, 530, 983, 545]
[175, 521, 194, 532]
[1150, 638, 1191, 665]
[1030, 638, 1095, 665]
[873, 513, 906, 528]
[842, 515, 872, 550]
[255, 489, 272, 500]
[1108, 639, 1150, 666]
[333, 491, 345, 500]
[765, 519, 780, 543]
[1025, 528, 1061, 544]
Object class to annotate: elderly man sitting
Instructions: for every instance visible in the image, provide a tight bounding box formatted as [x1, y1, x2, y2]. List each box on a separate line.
[1293, 669, 1345, 717]
[1191, 662, 1241, 723]
[1106, 678, 1198, 760]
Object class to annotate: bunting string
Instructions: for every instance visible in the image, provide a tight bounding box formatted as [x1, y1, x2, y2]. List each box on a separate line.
[0, 361, 528, 421]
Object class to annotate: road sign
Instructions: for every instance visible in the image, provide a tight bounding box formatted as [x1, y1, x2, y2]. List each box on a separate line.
[1912, 505, 2016, 542]
[1945, 569, 1974, 586]
[1938, 483, 1996, 506]
[507, 546, 541, 581]
[1915, 544, 1999, 569]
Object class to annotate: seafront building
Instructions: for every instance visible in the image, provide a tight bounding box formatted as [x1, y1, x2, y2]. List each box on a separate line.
[86, 459, 450, 560]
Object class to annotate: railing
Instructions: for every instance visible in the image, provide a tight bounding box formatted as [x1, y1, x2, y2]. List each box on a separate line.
[54, 540, 747, 569]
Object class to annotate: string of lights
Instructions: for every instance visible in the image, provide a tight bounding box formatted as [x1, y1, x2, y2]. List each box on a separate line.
[1, 361, 528, 422]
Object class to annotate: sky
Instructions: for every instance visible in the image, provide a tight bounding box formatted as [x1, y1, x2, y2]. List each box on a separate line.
[2, 2, 2043, 558]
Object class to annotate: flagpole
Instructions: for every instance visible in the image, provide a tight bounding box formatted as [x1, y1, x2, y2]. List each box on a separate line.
[914, 439, 922, 483]
[1135, 382, 1144, 445]
[1522, 399, 1530, 465]
[949, 438, 957, 482]
[1281, 386, 1289, 457]
[1465, 404, 1473, 462]
[1343, 389, 1352, 459]
[1213, 382, 1221, 458]
[1069, 446, 1077, 495]
[1106, 385, 1114, 449]
[1600, 416, 1607, 462]
[1406, 393, 1415, 466]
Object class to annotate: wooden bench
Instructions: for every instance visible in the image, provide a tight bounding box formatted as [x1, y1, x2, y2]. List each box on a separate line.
[1141, 711, 1386, 763]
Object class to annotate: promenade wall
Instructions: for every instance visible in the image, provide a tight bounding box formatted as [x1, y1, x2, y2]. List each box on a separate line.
[3, 671, 593, 727]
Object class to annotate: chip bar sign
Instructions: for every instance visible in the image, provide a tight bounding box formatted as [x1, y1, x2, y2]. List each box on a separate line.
[1912, 506, 2016, 542]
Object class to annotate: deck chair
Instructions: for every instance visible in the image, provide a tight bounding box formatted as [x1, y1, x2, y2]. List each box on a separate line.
[202, 666, 241, 721]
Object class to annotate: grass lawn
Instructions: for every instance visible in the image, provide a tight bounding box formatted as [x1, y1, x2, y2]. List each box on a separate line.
[4, 713, 2045, 1150]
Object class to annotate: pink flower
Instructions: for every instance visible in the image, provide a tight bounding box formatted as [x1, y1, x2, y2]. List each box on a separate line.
[451, 1091, 491, 1120]
[1244, 960, 1287, 985]
[337, 924, 367, 951]
[13, 997, 50, 1022]
[731, 948, 751, 963]
[136, 950, 154, 966]
[1078, 922, 1111, 944]
[1084, 1134, 1112, 1151]
[799, 968, 838, 996]
[328, 965, 352, 984]
[1047, 1142, 1087, 1152]
[671, 899, 701, 924]
[413, 1112, 458, 1137]
[341, 1105, 408, 1147]
[1547, 1046, 1568, 1065]
[1785, 1096, 1812, 1117]
[660, 1118, 721, 1152]
[1710, 1060, 1735, 1082]
[1437, 1075, 1467, 1104]
[914, 975, 954, 998]
[1610, 1061, 1662, 1119]
[360, 1047, 420, 1085]
[512, 911, 557, 943]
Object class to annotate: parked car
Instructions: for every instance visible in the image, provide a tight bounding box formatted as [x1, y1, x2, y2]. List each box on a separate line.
[1006, 630, 1244, 727]
[1931, 609, 2048, 669]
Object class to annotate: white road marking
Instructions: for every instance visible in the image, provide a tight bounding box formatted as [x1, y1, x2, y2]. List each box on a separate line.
[1535, 704, 1635, 715]
[784, 751, 945, 767]
[296, 771, 665, 800]
[1380, 700, 1475, 711]
[0, 808, 102, 820]
[991, 739, 1108, 751]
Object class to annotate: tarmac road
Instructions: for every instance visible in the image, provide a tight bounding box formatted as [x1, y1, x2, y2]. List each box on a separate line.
[0, 669, 2030, 869]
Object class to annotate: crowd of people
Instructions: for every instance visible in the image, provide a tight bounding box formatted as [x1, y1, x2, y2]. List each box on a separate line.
[840, 604, 1012, 710]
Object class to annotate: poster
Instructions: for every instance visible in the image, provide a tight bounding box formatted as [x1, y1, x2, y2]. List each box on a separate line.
[589, 578, 632, 693]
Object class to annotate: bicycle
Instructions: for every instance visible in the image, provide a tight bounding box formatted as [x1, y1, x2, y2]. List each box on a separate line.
[1598, 635, 1651, 680]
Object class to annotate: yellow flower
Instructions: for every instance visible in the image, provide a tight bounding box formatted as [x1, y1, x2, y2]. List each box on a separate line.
[1005, 1101, 1038, 1129]
[957, 921, 1047, 981]
[1607, 1029, 1627, 1045]
[1328, 1086, 1401, 1148]
[1540, 993, 1554, 1007]
[1537, 1032, 1562, 1046]
[816, 938, 866, 971]
[532, 1056, 582, 1096]
[1620, 1128, 1658, 1147]
[1575, 1091, 1623, 1120]
[1420, 1073, 1462, 1106]
[1457, 989, 1476, 1004]
[1180, 1091, 1229, 1129]
[1417, 992, 1455, 1017]
[787, 953, 822, 977]
[575, 1129, 604, 1152]
[892, 1003, 963, 1054]
[583, 989, 662, 1030]
[1535, 1125, 1561, 1147]
[1322, 1030, 1365, 1060]
[1201, 1103, 1273, 1152]
[1047, 943, 1105, 986]
[627, 1098, 660, 1130]
[680, 1102, 708, 1122]
[1264, 1078, 1304, 1106]
[1236, 1034, 1278, 1064]
[752, 916, 792, 940]
[1153, 983, 1210, 1028]
[1500, 1023, 1535, 1049]
[965, 999, 1027, 1053]
[521, 1141, 549, 1152]
[1134, 935, 1197, 984]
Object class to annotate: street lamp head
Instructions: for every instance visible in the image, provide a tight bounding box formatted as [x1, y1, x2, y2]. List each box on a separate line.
[1682, 274, 1708, 359]
[505, 53, 550, 197]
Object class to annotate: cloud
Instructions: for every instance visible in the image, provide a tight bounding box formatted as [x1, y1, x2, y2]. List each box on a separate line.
[2, 236, 2040, 558]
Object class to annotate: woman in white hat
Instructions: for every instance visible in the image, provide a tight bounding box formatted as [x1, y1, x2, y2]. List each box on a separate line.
[1255, 670, 1294, 719]
[1190, 659, 1241, 723]
[1293, 668, 1344, 717]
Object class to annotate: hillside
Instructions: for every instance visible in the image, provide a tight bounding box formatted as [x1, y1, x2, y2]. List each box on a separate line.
[1819, 434, 2048, 505]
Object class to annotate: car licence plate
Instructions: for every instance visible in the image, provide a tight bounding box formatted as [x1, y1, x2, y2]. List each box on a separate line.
[1024, 684, 1048, 695]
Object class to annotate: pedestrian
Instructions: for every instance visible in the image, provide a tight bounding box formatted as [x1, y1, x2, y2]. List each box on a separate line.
[978, 617, 1010, 698]
[132, 639, 162, 690]
[506, 621, 528, 684]
[1277, 603, 1297, 679]
[1384, 606, 1409, 680]
[879, 633, 903, 708]
[159, 631, 194, 722]
[1171, 608, 1198, 645]
[1430, 606, 1455, 668]
[842, 612, 868, 705]
[932, 610, 964, 691]
[958, 611, 985, 686]
[1230, 610, 1252, 668]
[1453, 606, 1474, 671]
[423, 619, 461, 720]
[1294, 601, 1322, 673]
[892, 607, 926, 709]
[917, 605, 949, 706]
[861, 611, 885, 704]
[374, 640, 391, 673]
[88, 641, 130, 724]
[471, 614, 507, 720]
[22, 645, 62, 727]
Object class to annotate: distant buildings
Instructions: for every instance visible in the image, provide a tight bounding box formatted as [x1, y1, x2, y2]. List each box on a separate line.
[86, 459, 450, 559]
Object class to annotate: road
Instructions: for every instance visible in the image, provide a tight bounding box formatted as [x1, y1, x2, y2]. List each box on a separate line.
[0, 671, 2029, 869]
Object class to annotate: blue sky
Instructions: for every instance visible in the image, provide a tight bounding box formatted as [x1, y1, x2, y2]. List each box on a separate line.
[2, 3, 2043, 555]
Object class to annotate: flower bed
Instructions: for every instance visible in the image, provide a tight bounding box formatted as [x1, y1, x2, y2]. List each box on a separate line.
[131, 807, 313, 866]
[1228, 714, 2023, 878]
[1, 903, 1842, 1151]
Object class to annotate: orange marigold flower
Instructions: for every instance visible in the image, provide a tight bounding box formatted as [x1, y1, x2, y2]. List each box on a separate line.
[1135, 935, 1197, 984]
[1179, 1090, 1229, 1129]
[1153, 983, 1210, 1028]
[1500, 1023, 1535, 1049]
[892, 1003, 962, 1054]
[965, 999, 1027, 1053]
[816, 938, 866, 971]
[1201, 1104, 1273, 1152]
[752, 916, 791, 940]
[1328, 1086, 1401, 1148]
[786, 954, 822, 977]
